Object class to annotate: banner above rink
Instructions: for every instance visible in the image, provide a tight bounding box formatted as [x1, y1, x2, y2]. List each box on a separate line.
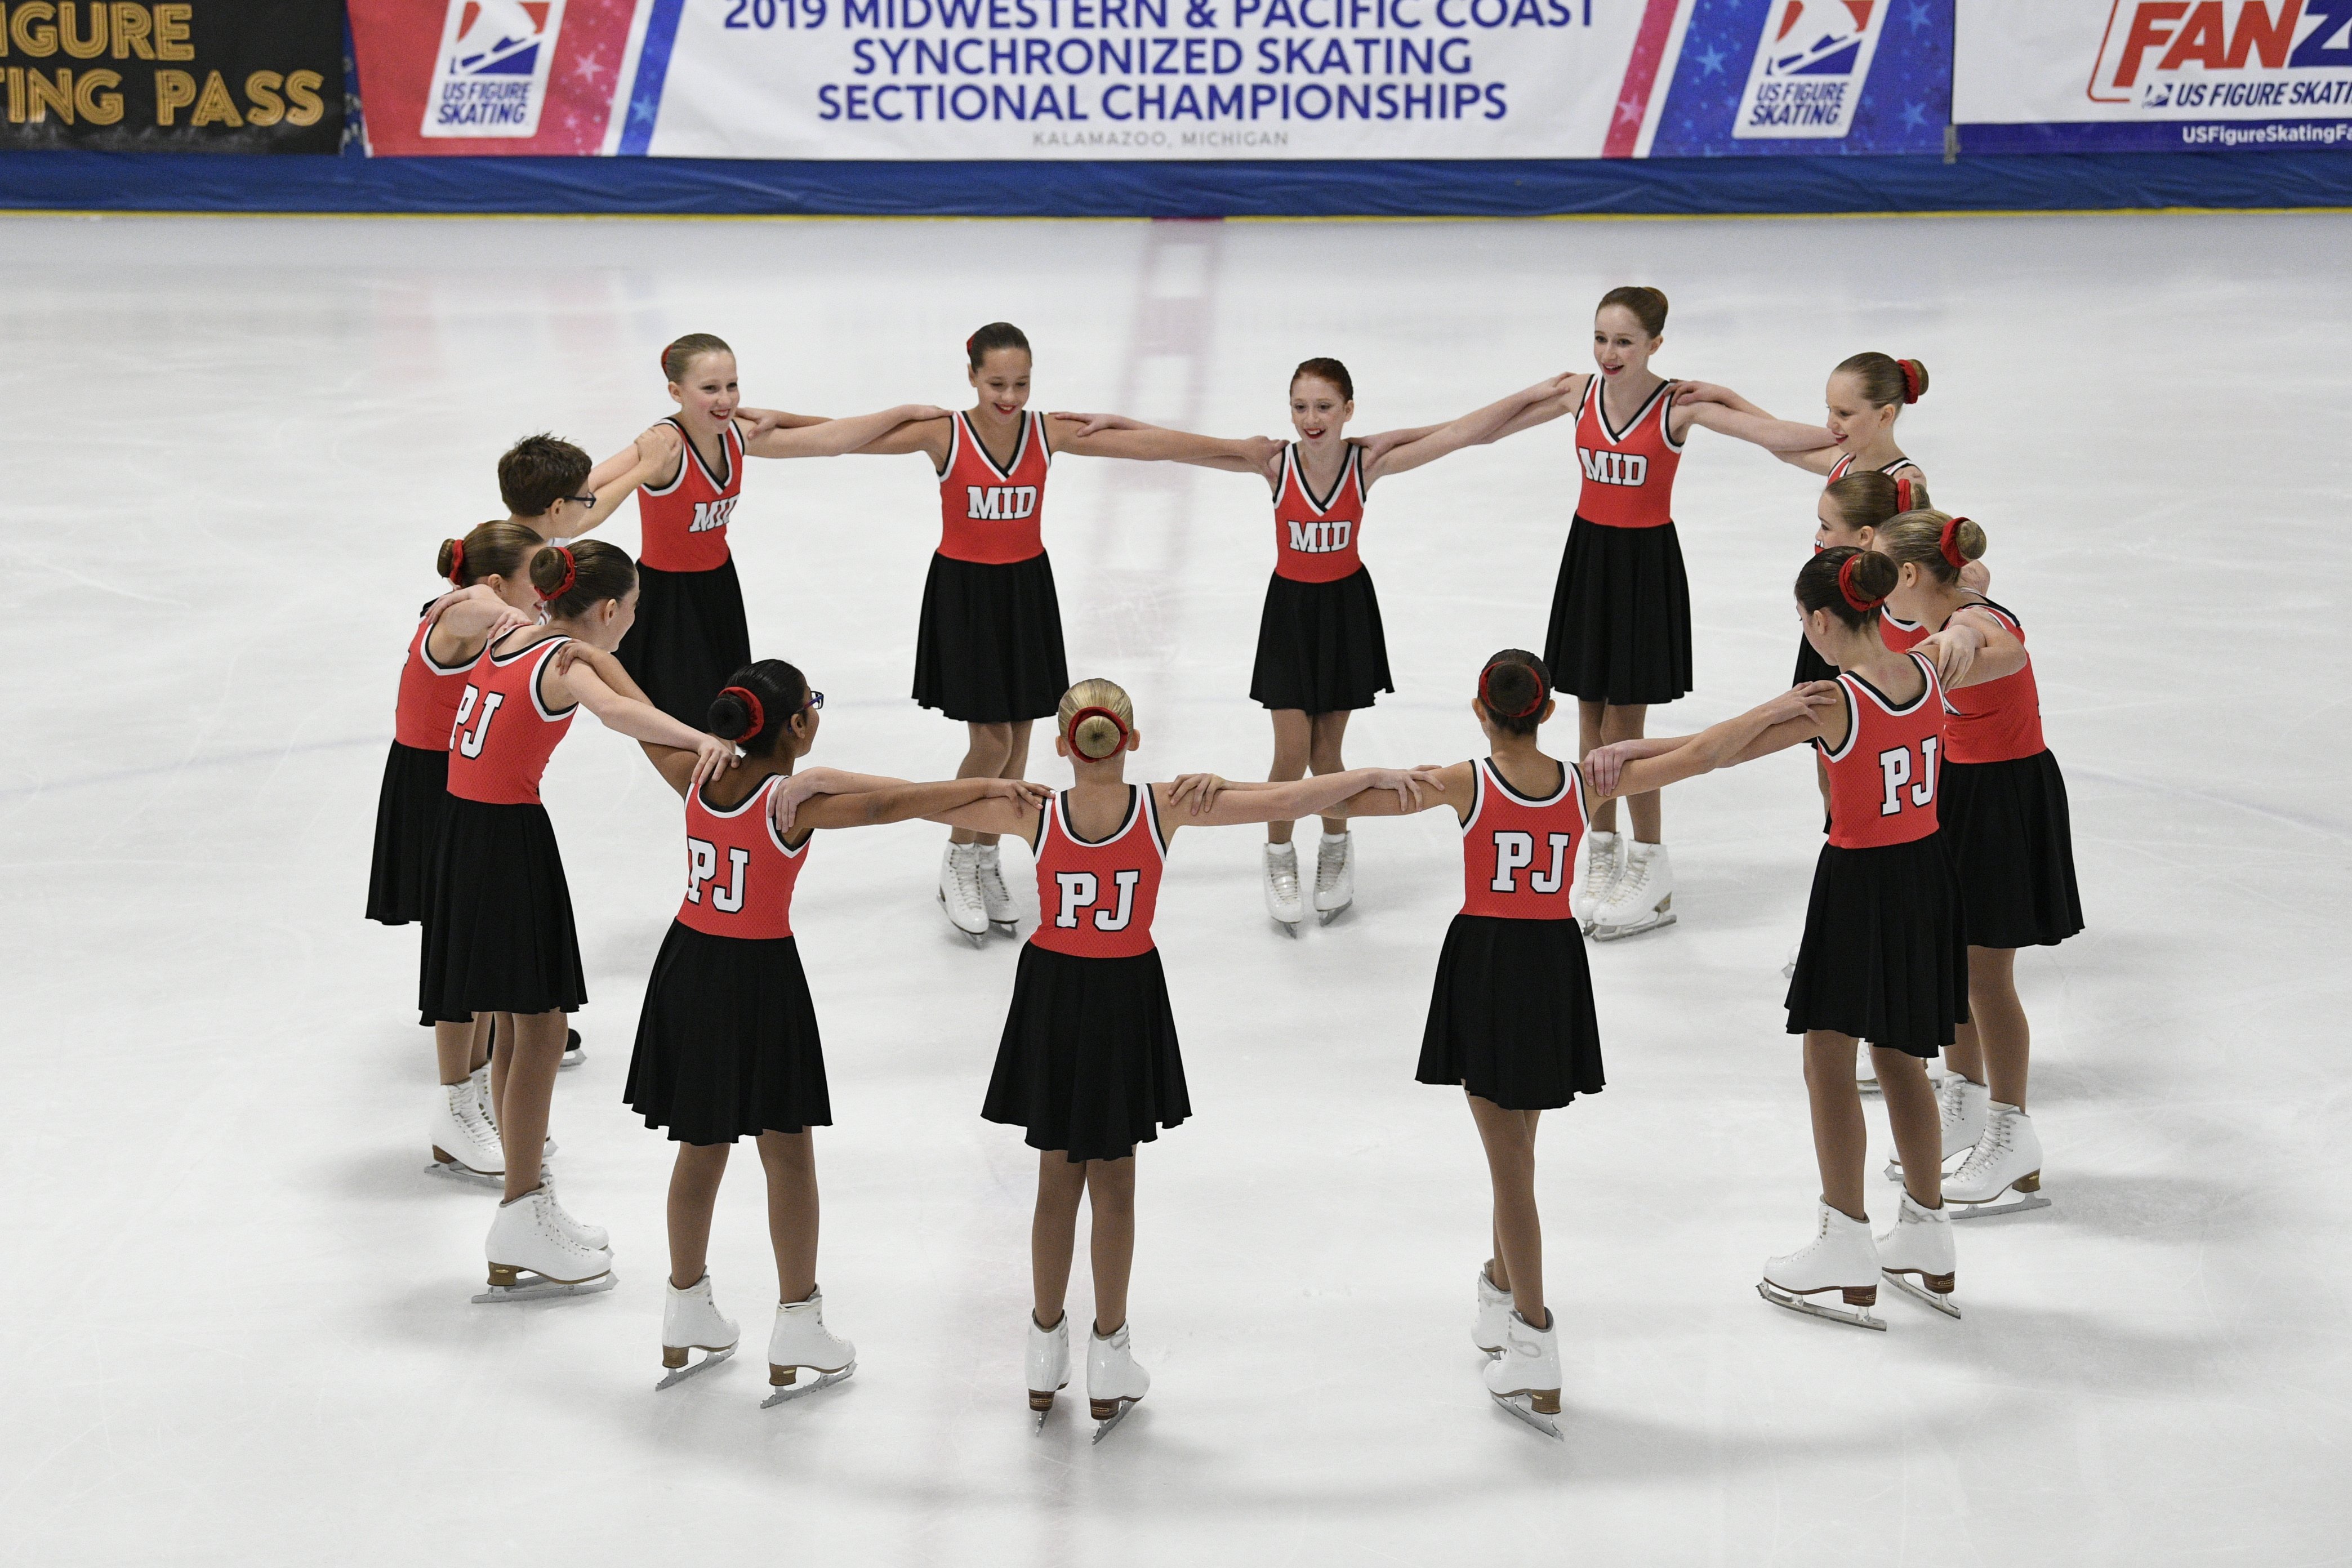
[348, 0, 1953, 158]
[1955, 0, 2352, 152]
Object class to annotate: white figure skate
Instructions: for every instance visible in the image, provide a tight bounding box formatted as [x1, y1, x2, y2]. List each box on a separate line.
[534, 1169, 608, 1251]
[1589, 841, 1675, 942]
[475, 1187, 616, 1303]
[657, 1272, 740, 1388]
[1570, 829, 1622, 934]
[562, 1027, 585, 1070]
[473, 1063, 558, 1166]
[1027, 1311, 1072, 1431]
[974, 842, 1019, 937]
[1086, 1321, 1150, 1444]
[1474, 1264, 1511, 1357]
[1482, 1309, 1563, 1440]
[1262, 841, 1303, 937]
[1886, 1073, 1989, 1180]
[937, 844, 988, 948]
[427, 1078, 505, 1187]
[1757, 1201, 1885, 1330]
[1313, 831, 1355, 925]
[1855, 1041, 1879, 1095]
[1876, 1195, 1960, 1318]
[1946, 1102, 2050, 1220]
[762, 1286, 856, 1407]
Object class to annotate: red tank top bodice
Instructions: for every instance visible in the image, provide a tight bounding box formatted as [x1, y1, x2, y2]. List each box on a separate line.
[1573, 375, 1683, 529]
[937, 411, 1049, 565]
[1272, 443, 1367, 582]
[394, 604, 474, 751]
[1825, 453, 1919, 485]
[676, 774, 808, 940]
[446, 632, 577, 805]
[1458, 757, 1588, 920]
[1029, 785, 1165, 959]
[1879, 607, 1930, 653]
[636, 417, 743, 573]
[1816, 653, 1946, 850]
[1941, 599, 2046, 764]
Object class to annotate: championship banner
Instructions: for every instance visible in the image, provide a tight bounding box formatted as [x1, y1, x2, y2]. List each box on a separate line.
[0, 0, 342, 151]
[348, 0, 1949, 158]
[1955, 0, 2352, 152]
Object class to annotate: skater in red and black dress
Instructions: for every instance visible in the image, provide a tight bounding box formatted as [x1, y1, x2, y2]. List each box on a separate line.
[1471, 287, 1840, 942]
[421, 540, 733, 1302]
[602, 332, 948, 724]
[1050, 360, 1574, 932]
[1873, 511, 2081, 1220]
[847, 323, 1275, 946]
[1325, 652, 1832, 1433]
[929, 676, 1437, 1438]
[605, 656, 1048, 1398]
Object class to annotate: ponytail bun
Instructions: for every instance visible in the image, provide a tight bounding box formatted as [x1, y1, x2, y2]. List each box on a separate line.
[529, 538, 634, 618]
[1897, 358, 1929, 403]
[1476, 649, 1551, 736]
[706, 660, 809, 758]
[1949, 515, 1986, 562]
[438, 538, 464, 585]
[1597, 285, 1669, 338]
[529, 545, 576, 602]
[1056, 677, 1135, 764]
[1797, 545, 1899, 629]
[708, 685, 765, 745]
[1845, 550, 1899, 604]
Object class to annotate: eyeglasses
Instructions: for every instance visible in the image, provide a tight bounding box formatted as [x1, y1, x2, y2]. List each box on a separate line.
[804, 691, 825, 712]
[567, 493, 596, 507]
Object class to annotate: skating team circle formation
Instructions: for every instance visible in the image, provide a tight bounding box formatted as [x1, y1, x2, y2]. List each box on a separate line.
[369, 292, 2083, 1443]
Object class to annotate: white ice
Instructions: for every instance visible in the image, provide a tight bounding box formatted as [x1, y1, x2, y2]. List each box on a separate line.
[1, 211, 2345, 1565]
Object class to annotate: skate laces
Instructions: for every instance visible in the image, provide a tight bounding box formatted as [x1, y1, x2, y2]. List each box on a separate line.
[1315, 838, 1344, 891]
[955, 846, 985, 905]
[1269, 857, 1300, 899]
[1956, 1113, 2015, 1179]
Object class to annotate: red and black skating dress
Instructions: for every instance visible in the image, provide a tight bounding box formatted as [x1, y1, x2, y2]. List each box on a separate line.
[368, 599, 474, 929]
[1544, 375, 1691, 706]
[913, 410, 1070, 723]
[625, 773, 831, 1144]
[1418, 757, 1605, 1110]
[981, 785, 1189, 1162]
[1796, 455, 1926, 687]
[1783, 652, 1968, 1057]
[1250, 442, 1395, 715]
[615, 416, 754, 725]
[420, 630, 590, 1022]
[1934, 599, 2083, 951]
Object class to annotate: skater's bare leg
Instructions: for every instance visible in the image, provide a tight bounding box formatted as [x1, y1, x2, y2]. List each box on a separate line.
[1086, 1156, 1137, 1335]
[1032, 1151, 1088, 1329]
[1803, 1030, 1871, 1222]
[949, 722, 1016, 848]
[496, 1010, 567, 1203]
[666, 1142, 729, 1289]
[1308, 710, 1352, 838]
[757, 1129, 819, 1303]
[1953, 946, 2029, 1110]
[433, 1019, 476, 1086]
[1470, 1097, 1544, 1325]
[1601, 703, 1658, 843]
[1266, 709, 1311, 845]
[489, 1012, 519, 1123]
[1874, 1050, 1944, 1209]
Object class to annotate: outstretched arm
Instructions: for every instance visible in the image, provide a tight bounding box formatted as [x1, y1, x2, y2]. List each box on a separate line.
[1586, 684, 1844, 801]
[1473, 372, 1590, 446]
[737, 407, 831, 438]
[546, 658, 734, 788]
[1155, 766, 1443, 837]
[561, 425, 685, 541]
[1048, 416, 1282, 476]
[1363, 372, 1579, 484]
[1325, 761, 1478, 823]
[1674, 395, 1838, 455]
[796, 774, 1050, 831]
[742, 404, 954, 460]
[1919, 608, 2027, 690]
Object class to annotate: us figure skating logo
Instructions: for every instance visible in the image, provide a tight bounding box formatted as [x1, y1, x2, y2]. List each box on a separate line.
[420, 0, 567, 138]
[1731, 1, 1889, 139]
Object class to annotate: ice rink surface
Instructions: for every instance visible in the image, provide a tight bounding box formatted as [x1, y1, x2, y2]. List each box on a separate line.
[2, 209, 2347, 1566]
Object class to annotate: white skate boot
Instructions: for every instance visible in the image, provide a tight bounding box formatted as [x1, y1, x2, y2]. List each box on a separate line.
[562, 1027, 585, 1070]
[1262, 841, 1303, 937]
[762, 1286, 856, 1407]
[1027, 1311, 1072, 1430]
[1474, 1264, 1511, 1356]
[427, 1078, 505, 1187]
[475, 1187, 616, 1303]
[1482, 1309, 1563, 1440]
[1313, 831, 1355, 925]
[1886, 1073, 1989, 1180]
[535, 1169, 608, 1251]
[657, 1272, 741, 1388]
[1086, 1320, 1150, 1444]
[974, 842, 1019, 936]
[474, 1064, 558, 1165]
[1570, 829, 1622, 933]
[1757, 1201, 1885, 1330]
[1855, 1041, 1879, 1095]
[1946, 1102, 2050, 1219]
[1589, 841, 1675, 942]
[937, 844, 988, 948]
[1876, 1195, 1959, 1318]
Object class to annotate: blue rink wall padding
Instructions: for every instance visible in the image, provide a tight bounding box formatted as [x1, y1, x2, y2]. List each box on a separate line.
[5, 149, 2352, 217]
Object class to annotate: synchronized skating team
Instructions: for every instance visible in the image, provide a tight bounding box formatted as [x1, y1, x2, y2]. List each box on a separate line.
[366, 291, 2083, 1442]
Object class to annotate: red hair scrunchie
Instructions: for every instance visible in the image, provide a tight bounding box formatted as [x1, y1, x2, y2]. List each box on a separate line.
[1837, 554, 1883, 613]
[1895, 476, 1914, 513]
[540, 546, 577, 603]
[1937, 516, 1968, 571]
[718, 685, 765, 743]
[1899, 359, 1921, 404]
[446, 538, 466, 586]
[1066, 705, 1130, 761]
[1478, 661, 1547, 720]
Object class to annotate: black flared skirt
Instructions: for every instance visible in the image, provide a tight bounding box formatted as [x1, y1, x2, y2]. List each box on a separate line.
[1792, 632, 1839, 688]
[1940, 750, 2084, 951]
[420, 797, 587, 1022]
[1250, 567, 1395, 714]
[982, 943, 1190, 1163]
[1417, 914, 1606, 1110]
[367, 741, 449, 926]
[912, 550, 1071, 723]
[625, 922, 830, 1144]
[615, 557, 753, 727]
[1543, 516, 1693, 706]
[1784, 835, 1968, 1057]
